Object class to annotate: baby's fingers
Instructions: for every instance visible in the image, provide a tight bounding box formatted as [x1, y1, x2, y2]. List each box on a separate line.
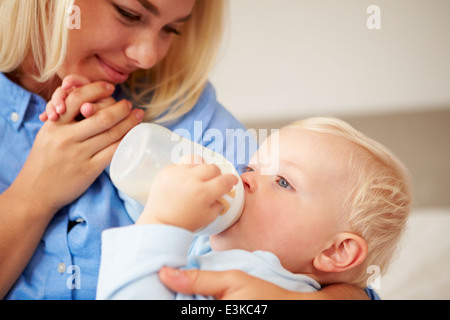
[39, 110, 48, 122]
[207, 173, 239, 201]
[61, 74, 91, 90]
[50, 86, 69, 117]
[178, 154, 206, 166]
[41, 100, 60, 122]
[52, 75, 91, 118]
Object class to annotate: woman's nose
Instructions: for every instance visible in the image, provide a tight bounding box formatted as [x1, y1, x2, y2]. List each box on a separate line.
[125, 33, 159, 70]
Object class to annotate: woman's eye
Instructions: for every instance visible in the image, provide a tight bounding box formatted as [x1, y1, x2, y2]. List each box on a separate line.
[277, 177, 292, 190]
[115, 5, 141, 22]
[163, 26, 181, 36]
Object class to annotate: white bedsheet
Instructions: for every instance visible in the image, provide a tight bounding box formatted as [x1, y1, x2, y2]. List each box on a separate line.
[376, 207, 450, 299]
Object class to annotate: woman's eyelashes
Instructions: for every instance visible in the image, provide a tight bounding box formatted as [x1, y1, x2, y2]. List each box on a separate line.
[114, 5, 141, 22]
[114, 4, 181, 35]
[163, 26, 181, 36]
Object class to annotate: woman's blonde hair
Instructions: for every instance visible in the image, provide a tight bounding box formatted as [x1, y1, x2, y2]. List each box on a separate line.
[0, 0, 72, 80]
[0, 0, 226, 123]
[126, 0, 226, 123]
[286, 117, 412, 288]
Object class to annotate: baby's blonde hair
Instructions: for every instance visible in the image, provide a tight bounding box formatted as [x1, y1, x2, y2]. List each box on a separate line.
[0, 0, 226, 123]
[286, 117, 412, 287]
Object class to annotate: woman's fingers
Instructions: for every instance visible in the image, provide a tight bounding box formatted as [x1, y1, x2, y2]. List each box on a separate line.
[79, 103, 144, 158]
[87, 109, 144, 169]
[29, 106, 143, 210]
[75, 99, 132, 139]
[158, 267, 291, 300]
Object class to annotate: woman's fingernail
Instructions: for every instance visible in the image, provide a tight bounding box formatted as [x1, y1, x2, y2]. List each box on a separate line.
[105, 83, 115, 92]
[165, 267, 181, 278]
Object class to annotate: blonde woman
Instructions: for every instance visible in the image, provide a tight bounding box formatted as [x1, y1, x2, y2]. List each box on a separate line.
[0, 0, 247, 299]
[0, 0, 368, 300]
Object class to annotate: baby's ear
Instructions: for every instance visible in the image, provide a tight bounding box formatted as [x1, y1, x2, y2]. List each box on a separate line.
[313, 233, 367, 273]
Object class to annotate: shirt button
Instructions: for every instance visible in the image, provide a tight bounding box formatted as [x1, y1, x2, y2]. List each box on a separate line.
[57, 262, 66, 274]
[10, 112, 20, 122]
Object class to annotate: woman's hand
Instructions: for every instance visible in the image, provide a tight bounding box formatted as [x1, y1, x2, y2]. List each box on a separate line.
[158, 267, 370, 300]
[39, 75, 93, 121]
[15, 80, 144, 215]
[0, 79, 143, 297]
[159, 267, 294, 300]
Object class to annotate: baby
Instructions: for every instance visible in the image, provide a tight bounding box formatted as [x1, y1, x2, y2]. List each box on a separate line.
[42, 79, 411, 299]
[93, 117, 412, 299]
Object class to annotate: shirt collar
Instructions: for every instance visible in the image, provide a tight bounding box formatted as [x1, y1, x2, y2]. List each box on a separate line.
[0, 73, 46, 130]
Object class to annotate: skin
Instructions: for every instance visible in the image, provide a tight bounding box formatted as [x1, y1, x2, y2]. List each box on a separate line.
[1, 0, 369, 300]
[0, 0, 196, 298]
[140, 127, 368, 293]
[158, 267, 370, 300]
[20, 0, 196, 100]
[210, 128, 350, 275]
[62, 0, 195, 84]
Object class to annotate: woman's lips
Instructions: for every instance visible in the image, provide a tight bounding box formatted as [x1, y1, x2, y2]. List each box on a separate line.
[96, 55, 130, 84]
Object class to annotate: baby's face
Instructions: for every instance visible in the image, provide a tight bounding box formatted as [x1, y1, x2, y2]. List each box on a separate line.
[210, 127, 352, 274]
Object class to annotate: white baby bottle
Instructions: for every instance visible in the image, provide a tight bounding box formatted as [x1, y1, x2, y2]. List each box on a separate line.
[110, 123, 244, 235]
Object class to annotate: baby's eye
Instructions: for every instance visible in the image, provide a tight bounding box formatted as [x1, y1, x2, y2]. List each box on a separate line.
[277, 177, 293, 190]
[245, 166, 255, 172]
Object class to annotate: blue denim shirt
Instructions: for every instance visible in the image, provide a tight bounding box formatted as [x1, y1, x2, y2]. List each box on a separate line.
[0, 73, 250, 299]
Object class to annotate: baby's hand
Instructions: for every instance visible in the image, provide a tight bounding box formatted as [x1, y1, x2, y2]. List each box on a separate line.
[137, 162, 238, 232]
[39, 75, 95, 122]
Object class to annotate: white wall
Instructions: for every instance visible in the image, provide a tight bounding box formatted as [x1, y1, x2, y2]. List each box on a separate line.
[210, 0, 450, 123]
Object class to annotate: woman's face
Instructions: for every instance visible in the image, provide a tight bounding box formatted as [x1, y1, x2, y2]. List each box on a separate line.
[58, 0, 196, 84]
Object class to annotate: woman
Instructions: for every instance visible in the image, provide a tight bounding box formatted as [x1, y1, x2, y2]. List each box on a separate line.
[0, 0, 245, 299]
[0, 0, 367, 299]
